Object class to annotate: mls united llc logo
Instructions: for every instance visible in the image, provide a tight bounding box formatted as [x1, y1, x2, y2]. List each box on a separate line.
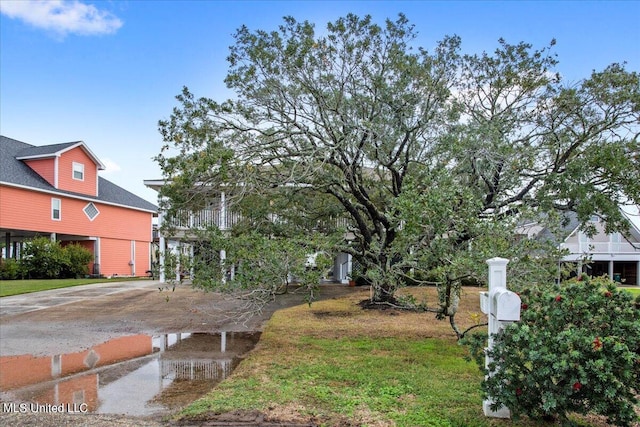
[2, 402, 89, 414]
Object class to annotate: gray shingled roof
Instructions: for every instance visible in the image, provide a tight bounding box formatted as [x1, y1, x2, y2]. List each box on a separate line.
[1, 136, 157, 213]
[16, 141, 81, 158]
[535, 211, 582, 245]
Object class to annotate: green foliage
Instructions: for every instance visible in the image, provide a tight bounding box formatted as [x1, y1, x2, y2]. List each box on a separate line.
[20, 237, 66, 279]
[156, 13, 640, 328]
[18, 237, 93, 279]
[0, 258, 23, 280]
[160, 249, 189, 285]
[60, 243, 93, 278]
[188, 229, 335, 309]
[466, 276, 640, 426]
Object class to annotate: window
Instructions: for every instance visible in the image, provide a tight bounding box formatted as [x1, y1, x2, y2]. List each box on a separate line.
[611, 232, 622, 251]
[84, 202, 100, 221]
[72, 162, 84, 181]
[52, 198, 61, 220]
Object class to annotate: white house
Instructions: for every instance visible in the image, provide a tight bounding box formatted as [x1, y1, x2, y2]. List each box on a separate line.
[520, 210, 640, 285]
[560, 214, 640, 285]
[143, 180, 354, 284]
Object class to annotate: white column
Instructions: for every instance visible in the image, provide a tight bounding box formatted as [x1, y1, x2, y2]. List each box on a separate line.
[190, 244, 195, 278]
[220, 249, 227, 284]
[220, 192, 227, 230]
[158, 237, 166, 282]
[174, 244, 180, 282]
[608, 261, 614, 280]
[577, 260, 583, 277]
[158, 211, 166, 283]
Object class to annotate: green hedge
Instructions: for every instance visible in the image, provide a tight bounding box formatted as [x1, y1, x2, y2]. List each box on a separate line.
[1, 237, 93, 280]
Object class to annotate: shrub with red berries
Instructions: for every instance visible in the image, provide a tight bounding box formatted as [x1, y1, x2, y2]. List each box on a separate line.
[464, 276, 640, 426]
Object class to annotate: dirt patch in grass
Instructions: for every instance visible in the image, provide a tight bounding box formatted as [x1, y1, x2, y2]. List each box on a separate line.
[311, 310, 354, 318]
[269, 286, 484, 342]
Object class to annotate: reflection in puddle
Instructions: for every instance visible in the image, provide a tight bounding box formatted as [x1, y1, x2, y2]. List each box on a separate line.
[0, 332, 260, 416]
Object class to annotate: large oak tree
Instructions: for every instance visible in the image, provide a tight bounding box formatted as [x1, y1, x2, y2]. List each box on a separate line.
[156, 14, 639, 335]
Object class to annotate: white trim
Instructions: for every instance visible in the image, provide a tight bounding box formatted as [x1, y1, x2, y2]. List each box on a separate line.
[51, 198, 61, 221]
[71, 142, 106, 170]
[131, 240, 136, 276]
[15, 154, 57, 161]
[72, 162, 85, 181]
[1, 181, 157, 214]
[94, 237, 101, 275]
[54, 156, 59, 188]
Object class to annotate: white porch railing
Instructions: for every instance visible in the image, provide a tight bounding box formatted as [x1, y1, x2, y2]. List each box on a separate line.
[561, 241, 639, 254]
[167, 209, 241, 230]
[165, 209, 355, 233]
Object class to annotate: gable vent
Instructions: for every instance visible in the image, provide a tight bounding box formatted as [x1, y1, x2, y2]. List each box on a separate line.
[84, 202, 100, 221]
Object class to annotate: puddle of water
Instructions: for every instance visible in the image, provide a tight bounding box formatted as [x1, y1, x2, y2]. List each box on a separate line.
[0, 331, 260, 416]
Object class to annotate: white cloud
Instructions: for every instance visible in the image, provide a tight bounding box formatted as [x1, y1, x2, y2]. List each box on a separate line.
[101, 158, 122, 174]
[0, 0, 122, 36]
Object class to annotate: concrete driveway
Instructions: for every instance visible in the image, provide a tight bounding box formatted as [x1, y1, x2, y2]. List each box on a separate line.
[0, 279, 357, 426]
[0, 280, 163, 317]
[0, 280, 357, 358]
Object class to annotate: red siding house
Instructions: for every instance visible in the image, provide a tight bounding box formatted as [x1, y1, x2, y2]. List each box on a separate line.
[0, 136, 157, 277]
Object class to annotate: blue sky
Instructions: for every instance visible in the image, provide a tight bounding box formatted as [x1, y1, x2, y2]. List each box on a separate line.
[1, 1, 639, 205]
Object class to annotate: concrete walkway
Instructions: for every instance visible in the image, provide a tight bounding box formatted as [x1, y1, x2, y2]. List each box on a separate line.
[0, 280, 163, 317]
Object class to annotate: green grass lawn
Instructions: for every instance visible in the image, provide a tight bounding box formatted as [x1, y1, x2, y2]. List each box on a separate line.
[184, 336, 497, 426]
[0, 277, 148, 297]
[622, 286, 640, 297]
[2, 280, 635, 424]
[176, 287, 611, 426]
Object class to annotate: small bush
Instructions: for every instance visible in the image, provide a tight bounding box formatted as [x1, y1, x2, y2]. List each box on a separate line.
[0, 258, 23, 279]
[20, 237, 65, 279]
[466, 276, 640, 426]
[19, 237, 93, 279]
[61, 243, 93, 278]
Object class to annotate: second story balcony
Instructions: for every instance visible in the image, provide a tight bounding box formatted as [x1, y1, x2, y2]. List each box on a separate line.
[160, 208, 356, 239]
[561, 240, 639, 255]
[163, 209, 241, 232]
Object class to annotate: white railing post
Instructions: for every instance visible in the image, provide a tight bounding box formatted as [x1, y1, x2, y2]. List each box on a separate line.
[480, 257, 521, 418]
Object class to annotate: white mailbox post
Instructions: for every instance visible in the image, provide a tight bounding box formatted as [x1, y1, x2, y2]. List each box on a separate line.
[479, 257, 521, 418]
